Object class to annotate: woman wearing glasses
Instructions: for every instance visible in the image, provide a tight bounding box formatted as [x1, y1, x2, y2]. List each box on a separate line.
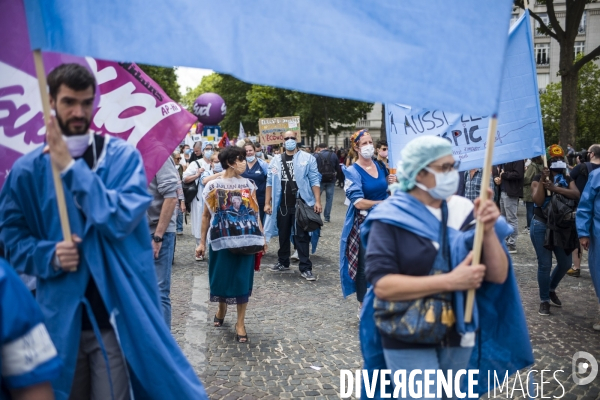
[339, 130, 397, 318]
[358, 136, 527, 398]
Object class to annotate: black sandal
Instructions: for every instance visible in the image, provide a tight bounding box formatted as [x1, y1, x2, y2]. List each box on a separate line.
[213, 314, 225, 327]
[235, 324, 248, 343]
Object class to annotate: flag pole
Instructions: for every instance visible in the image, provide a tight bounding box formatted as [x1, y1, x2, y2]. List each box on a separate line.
[464, 115, 498, 323]
[33, 50, 73, 253]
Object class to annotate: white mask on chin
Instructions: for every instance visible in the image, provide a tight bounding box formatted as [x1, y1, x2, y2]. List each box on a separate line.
[62, 131, 93, 158]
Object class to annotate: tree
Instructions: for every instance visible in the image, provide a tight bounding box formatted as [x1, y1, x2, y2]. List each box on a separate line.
[540, 55, 600, 149]
[137, 64, 181, 103]
[515, 0, 600, 147]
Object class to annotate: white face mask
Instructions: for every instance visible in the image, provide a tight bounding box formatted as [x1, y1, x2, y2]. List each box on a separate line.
[360, 144, 375, 159]
[62, 132, 93, 158]
[415, 168, 459, 200]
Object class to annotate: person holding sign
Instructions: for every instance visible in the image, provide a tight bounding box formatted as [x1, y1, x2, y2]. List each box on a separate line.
[339, 130, 396, 316]
[263, 131, 322, 281]
[358, 136, 531, 398]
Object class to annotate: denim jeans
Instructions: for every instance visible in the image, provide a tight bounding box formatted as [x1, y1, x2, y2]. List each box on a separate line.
[382, 346, 474, 400]
[154, 232, 175, 328]
[525, 201, 534, 229]
[530, 218, 572, 303]
[320, 182, 335, 221]
[176, 208, 183, 233]
[500, 192, 519, 246]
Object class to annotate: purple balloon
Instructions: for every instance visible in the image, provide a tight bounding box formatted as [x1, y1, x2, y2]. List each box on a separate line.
[192, 92, 226, 125]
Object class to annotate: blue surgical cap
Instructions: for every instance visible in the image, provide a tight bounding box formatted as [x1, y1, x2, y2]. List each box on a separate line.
[202, 141, 213, 151]
[394, 136, 453, 192]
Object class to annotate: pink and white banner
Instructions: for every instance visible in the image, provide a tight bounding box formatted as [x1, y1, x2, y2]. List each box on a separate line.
[0, 0, 197, 188]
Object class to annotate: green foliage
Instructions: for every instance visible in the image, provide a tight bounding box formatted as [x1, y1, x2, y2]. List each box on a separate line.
[540, 57, 600, 149]
[137, 64, 181, 103]
[183, 74, 373, 140]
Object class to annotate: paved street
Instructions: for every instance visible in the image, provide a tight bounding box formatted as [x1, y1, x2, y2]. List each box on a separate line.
[171, 187, 600, 399]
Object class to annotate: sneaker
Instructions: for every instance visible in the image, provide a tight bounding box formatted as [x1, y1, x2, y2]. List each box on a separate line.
[508, 245, 517, 254]
[195, 255, 204, 261]
[567, 267, 581, 277]
[538, 302, 551, 316]
[269, 262, 289, 272]
[593, 321, 600, 331]
[549, 291, 562, 307]
[301, 270, 316, 281]
[522, 227, 530, 234]
[177, 231, 183, 235]
[291, 250, 299, 262]
[325, 219, 331, 223]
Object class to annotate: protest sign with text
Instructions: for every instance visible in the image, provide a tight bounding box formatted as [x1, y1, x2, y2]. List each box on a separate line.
[0, 0, 197, 188]
[385, 13, 545, 171]
[258, 116, 301, 145]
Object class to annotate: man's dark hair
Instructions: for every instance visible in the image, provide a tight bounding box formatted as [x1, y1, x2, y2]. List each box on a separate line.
[218, 146, 246, 168]
[589, 145, 600, 159]
[271, 144, 280, 151]
[47, 63, 96, 99]
[376, 139, 388, 149]
[317, 143, 328, 149]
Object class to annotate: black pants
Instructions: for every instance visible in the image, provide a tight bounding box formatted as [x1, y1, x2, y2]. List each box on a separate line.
[356, 242, 367, 303]
[277, 206, 312, 272]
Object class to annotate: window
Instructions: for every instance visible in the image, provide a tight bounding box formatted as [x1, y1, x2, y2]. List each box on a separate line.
[537, 74, 550, 91]
[578, 11, 586, 35]
[535, 43, 550, 66]
[535, 13, 550, 36]
[510, 14, 519, 27]
[575, 41, 585, 57]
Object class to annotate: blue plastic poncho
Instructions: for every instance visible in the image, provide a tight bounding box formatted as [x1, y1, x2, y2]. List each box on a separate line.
[0, 138, 207, 400]
[576, 168, 600, 302]
[358, 191, 533, 398]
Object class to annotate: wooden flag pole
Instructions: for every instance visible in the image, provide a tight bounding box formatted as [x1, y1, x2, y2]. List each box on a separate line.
[33, 50, 73, 254]
[464, 116, 498, 323]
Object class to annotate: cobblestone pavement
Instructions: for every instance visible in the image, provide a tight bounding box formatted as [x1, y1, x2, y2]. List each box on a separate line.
[171, 187, 600, 399]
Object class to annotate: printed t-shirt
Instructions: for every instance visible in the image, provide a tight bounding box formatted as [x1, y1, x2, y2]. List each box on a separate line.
[280, 153, 296, 207]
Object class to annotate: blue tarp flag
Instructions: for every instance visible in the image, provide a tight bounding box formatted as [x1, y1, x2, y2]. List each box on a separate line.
[22, 0, 512, 115]
[385, 11, 545, 171]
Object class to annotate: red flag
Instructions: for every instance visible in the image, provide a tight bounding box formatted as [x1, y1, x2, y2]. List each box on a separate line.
[217, 132, 230, 148]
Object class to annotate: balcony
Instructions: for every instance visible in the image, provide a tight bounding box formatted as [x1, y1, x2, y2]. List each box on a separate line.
[356, 119, 370, 128]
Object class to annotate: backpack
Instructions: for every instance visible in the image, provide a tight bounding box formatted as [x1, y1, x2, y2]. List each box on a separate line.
[182, 161, 201, 209]
[579, 162, 594, 180]
[316, 151, 337, 183]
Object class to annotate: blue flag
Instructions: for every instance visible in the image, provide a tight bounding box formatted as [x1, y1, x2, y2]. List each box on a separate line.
[22, 0, 512, 115]
[385, 11, 545, 170]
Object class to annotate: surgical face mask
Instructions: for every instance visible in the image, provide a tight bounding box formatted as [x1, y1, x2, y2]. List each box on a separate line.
[213, 163, 223, 173]
[285, 139, 297, 151]
[63, 131, 93, 158]
[185, 149, 192, 155]
[204, 150, 213, 159]
[360, 144, 375, 159]
[379, 150, 388, 159]
[246, 155, 256, 163]
[416, 168, 459, 200]
[256, 151, 263, 158]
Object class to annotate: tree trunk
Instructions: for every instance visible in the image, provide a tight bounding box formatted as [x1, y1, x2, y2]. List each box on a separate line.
[559, 72, 578, 148]
[324, 100, 329, 146]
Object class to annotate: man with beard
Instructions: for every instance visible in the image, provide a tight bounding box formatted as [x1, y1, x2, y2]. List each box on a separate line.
[0, 64, 206, 399]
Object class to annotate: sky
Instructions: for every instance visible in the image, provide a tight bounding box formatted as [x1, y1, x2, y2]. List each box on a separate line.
[176, 66, 214, 96]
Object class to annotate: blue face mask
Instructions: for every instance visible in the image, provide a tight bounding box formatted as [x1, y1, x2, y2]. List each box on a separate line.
[285, 139, 297, 151]
[416, 169, 459, 200]
[185, 149, 192, 155]
[213, 163, 223, 173]
[256, 152, 263, 158]
[247, 155, 256, 163]
[204, 150, 213, 159]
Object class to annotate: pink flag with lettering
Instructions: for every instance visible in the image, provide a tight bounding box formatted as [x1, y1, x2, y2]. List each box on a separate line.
[0, 0, 197, 188]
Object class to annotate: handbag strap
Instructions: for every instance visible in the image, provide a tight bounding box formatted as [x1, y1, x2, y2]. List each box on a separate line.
[281, 154, 299, 196]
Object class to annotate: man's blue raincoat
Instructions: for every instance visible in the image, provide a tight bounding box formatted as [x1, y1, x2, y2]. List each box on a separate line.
[576, 168, 600, 302]
[263, 151, 321, 252]
[0, 137, 207, 400]
[358, 191, 533, 398]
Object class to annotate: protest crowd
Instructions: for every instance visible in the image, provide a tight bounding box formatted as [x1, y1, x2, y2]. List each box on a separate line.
[3, 2, 600, 400]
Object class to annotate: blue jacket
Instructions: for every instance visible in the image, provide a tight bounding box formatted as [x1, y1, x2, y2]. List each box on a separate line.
[576, 168, 600, 301]
[1, 258, 62, 396]
[0, 138, 207, 400]
[359, 191, 533, 398]
[339, 164, 376, 297]
[264, 151, 321, 242]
